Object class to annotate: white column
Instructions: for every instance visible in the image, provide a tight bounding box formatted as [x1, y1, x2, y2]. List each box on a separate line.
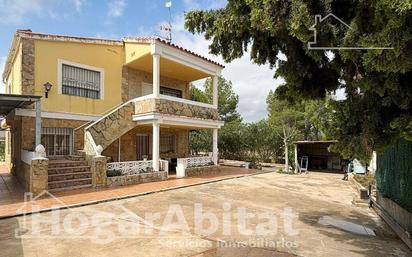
[152, 122, 160, 171]
[152, 54, 160, 97]
[294, 144, 299, 173]
[212, 75, 218, 108]
[212, 128, 218, 165]
[35, 100, 41, 147]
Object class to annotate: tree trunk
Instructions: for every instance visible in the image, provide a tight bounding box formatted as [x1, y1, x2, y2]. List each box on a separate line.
[284, 139, 289, 172]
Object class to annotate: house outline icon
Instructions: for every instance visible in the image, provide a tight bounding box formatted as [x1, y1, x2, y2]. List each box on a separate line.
[308, 13, 394, 50]
[15, 190, 76, 238]
[16, 190, 72, 215]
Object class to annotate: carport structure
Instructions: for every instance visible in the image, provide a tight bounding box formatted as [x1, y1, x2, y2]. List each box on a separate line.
[0, 93, 42, 157]
[294, 140, 343, 172]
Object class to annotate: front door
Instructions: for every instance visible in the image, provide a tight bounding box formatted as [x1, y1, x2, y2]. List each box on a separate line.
[136, 134, 150, 160]
[41, 127, 73, 156]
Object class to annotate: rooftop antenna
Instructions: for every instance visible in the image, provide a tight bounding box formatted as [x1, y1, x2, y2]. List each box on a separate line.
[160, 0, 172, 43]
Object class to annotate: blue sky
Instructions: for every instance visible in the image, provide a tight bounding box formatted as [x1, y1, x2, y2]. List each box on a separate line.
[0, 0, 281, 122]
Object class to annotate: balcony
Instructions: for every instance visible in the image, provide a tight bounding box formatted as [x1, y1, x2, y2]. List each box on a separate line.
[133, 94, 219, 121]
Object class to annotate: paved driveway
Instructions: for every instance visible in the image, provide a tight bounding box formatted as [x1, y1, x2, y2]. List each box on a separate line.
[0, 172, 410, 257]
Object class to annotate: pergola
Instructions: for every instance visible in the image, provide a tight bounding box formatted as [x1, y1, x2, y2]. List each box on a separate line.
[0, 94, 42, 146]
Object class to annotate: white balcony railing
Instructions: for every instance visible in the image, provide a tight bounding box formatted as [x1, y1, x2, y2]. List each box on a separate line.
[107, 160, 169, 176]
[107, 160, 153, 175]
[176, 154, 214, 178]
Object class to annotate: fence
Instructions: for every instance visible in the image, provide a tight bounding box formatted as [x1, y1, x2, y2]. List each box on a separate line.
[376, 138, 412, 212]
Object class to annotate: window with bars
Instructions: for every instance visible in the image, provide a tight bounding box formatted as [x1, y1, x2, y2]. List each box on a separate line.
[61, 64, 101, 99]
[41, 128, 74, 156]
[160, 134, 176, 154]
[160, 86, 182, 98]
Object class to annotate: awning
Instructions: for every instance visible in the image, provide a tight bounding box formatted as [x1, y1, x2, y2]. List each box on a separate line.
[0, 93, 42, 146]
[0, 93, 41, 117]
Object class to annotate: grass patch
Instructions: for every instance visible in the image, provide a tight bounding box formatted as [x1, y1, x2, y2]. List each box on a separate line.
[276, 168, 296, 175]
[353, 173, 375, 187]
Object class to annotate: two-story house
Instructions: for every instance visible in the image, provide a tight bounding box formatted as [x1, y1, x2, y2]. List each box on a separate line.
[1, 29, 224, 191]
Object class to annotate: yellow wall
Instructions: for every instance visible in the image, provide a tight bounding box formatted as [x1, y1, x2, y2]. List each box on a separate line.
[34, 40, 124, 115]
[124, 42, 150, 64]
[6, 43, 22, 94]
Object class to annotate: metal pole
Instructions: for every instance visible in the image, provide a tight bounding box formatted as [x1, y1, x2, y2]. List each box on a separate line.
[118, 137, 121, 162]
[35, 100, 41, 147]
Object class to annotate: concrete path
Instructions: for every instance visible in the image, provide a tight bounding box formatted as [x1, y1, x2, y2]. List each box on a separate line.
[0, 165, 257, 218]
[0, 172, 410, 257]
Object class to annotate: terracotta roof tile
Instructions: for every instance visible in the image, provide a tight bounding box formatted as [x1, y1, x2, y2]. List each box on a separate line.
[123, 36, 224, 68]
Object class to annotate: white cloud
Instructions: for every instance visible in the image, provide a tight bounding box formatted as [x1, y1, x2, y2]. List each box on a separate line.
[0, 56, 6, 93]
[73, 0, 86, 12]
[155, 14, 280, 122]
[107, 0, 126, 18]
[0, 0, 85, 24]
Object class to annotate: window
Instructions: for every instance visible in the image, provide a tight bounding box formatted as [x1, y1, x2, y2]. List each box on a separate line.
[41, 128, 73, 156]
[160, 86, 182, 98]
[60, 62, 103, 99]
[141, 83, 183, 98]
[160, 134, 176, 154]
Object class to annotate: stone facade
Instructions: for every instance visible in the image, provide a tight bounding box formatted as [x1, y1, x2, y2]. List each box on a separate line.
[134, 98, 219, 120]
[121, 67, 190, 101]
[20, 116, 87, 151]
[156, 99, 219, 120]
[102, 125, 189, 162]
[86, 102, 136, 150]
[91, 156, 107, 188]
[185, 165, 221, 177]
[29, 158, 48, 195]
[21, 38, 35, 95]
[107, 171, 168, 187]
[20, 162, 31, 191]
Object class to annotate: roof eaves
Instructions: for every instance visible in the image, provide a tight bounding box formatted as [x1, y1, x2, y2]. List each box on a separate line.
[16, 31, 123, 45]
[123, 36, 225, 68]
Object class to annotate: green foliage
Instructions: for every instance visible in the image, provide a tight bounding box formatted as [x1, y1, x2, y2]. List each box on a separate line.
[107, 169, 122, 177]
[353, 173, 375, 187]
[190, 77, 241, 122]
[0, 141, 4, 161]
[376, 138, 412, 212]
[189, 129, 212, 155]
[189, 76, 326, 164]
[185, 0, 412, 161]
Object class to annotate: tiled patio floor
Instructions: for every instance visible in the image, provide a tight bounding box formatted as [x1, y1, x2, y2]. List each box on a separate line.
[0, 165, 260, 218]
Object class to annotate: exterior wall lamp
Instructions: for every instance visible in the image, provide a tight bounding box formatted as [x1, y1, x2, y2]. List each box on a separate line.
[43, 82, 52, 98]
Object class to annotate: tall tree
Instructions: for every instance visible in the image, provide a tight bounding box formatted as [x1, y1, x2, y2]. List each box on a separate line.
[185, 0, 412, 160]
[190, 77, 241, 122]
[267, 91, 304, 171]
[189, 76, 242, 156]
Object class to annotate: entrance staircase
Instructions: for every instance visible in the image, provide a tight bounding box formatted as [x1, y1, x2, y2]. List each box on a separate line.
[48, 154, 92, 191]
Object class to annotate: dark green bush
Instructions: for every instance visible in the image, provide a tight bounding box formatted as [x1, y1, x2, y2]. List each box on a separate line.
[0, 141, 5, 162]
[107, 169, 122, 177]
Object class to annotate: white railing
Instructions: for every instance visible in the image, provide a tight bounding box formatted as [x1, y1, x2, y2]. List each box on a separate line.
[107, 160, 154, 175]
[176, 155, 214, 178]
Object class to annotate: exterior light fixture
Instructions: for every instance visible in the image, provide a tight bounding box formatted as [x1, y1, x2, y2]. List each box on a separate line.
[43, 82, 52, 98]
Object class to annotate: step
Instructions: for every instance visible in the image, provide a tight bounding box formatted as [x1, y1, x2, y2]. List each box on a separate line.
[48, 166, 90, 175]
[49, 184, 92, 192]
[48, 160, 89, 169]
[48, 172, 92, 182]
[48, 178, 92, 190]
[65, 155, 86, 161]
